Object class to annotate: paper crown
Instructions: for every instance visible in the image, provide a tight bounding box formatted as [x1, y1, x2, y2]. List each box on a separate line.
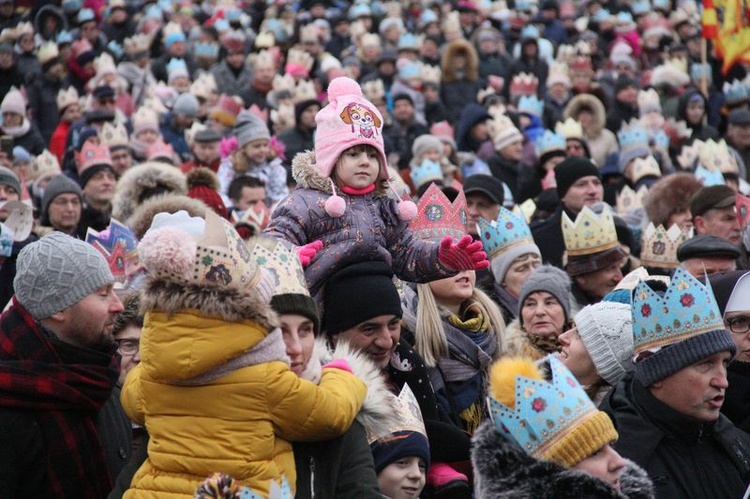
[254, 49, 276, 70]
[409, 182, 467, 241]
[185, 121, 207, 145]
[488, 356, 613, 465]
[194, 41, 220, 59]
[677, 141, 700, 169]
[0, 201, 33, 257]
[617, 119, 649, 150]
[517, 95, 544, 117]
[651, 129, 669, 151]
[632, 0, 651, 14]
[100, 122, 129, 149]
[132, 106, 159, 131]
[562, 205, 619, 257]
[86, 219, 139, 283]
[614, 266, 671, 292]
[478, 207, 535, 259]
[738, 194, 750, 228]
[361, 79, 385, 102]
[569, 55, 593, 73]
[285, 48, 314, 76]
[38, 42, 59, 66]
[77, 141, 113, 174]
[167, 58, 189, 80]
[195, 473, 292, 499]
[513, 198, 537, 224]
[124, 33, 152, 55]
[147, 140, 174, 162]
[245, 237, 308, 297]
[695, 166, 725, 186]
[422, 65, 441, 85]
[32, 149, 61, 180]
[638, 88, 662, 115]
[535, 130, 566, 157]
[93, 52, 116, 76]
[190, 73, 217, 100]
[630, 155, 662, 184]
[723, 79, 750, 104]
[398, 32, 420, 51]
[698, 139, 739, 174]
[231, 202, 271, 234]
[366, 384, 427, 445]
[640, 222, 693, 269]
[162, 21, 184, 43]
[510, 72, 539, 98]
[254, 31, 275, 49]
[632, 266, 724, 356]
[293, 79, 318, 104]
[555, 118, 583, 140]
[616, 185, 649, 214]
[410, 159, 443, 190]
[56, 86, 79, 110]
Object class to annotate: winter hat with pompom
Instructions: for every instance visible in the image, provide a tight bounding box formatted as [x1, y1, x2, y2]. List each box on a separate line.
[573, 302, 635, 385]
[315, 76, 415, 220]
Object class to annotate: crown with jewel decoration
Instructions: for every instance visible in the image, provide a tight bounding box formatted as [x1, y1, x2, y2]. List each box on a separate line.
[737, 194, 750, 227]
[410, 159, 443, 191]
[562, 205, 619, 257]
[32, 149, 61, 180]
[640, 222, 692, 269]
[698, 139, 739, 175]
[517, 95, 544, 117]
[513, 198, 537, 224]
[617, 119, 649, 150]
[632, 266, 725, 357]
[616, 185, 649, 214]
[366, 384, 427, 445]
[695, 166, 725, 186]
[478, 207, 536, 259]
[488, 356, 618, 467]
[56, 86, 79, 111]
[77, 141, 113, 175]
[190, 73, 217, 100]
[554, 118, 583, 140]
[510, 73, 539, 99]
[245, 237, 308, 297]
[86, 219, 139, 283]
[100, 121, 129, 149]
[38, 42, 59, 66]
[535, 130, 566, 158]
[124, 33, 152, 55]
[723, 79, 750, 105]
[362, 79, 386, 103]
[630, 155, 662, 184]
[409, 182, 467, 241]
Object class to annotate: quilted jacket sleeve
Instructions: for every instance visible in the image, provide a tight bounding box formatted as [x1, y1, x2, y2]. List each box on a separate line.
[120, 364, 146, 426]
[263, 190, 313, 247]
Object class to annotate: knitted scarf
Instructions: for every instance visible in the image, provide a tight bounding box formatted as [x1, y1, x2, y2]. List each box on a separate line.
[0, 300, 118, 498]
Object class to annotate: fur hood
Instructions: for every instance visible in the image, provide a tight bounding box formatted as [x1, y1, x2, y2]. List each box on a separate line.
[303, 337, 400, 439]
[472, 420, 655, 498]
[564, 94, 607, 137]
[504, 320, 548, 361]
[141, 278, 278, 329]
[441, 39, 479, 83]
[127, 193, 210, 240]
[643, 173, 702, 227]
[112, 161, 188, 223]
[291, 149, 390, 196]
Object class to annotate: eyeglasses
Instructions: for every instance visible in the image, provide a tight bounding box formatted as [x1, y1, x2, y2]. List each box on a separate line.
[116, 338, 140, 355]
[726, 316, 750, 334]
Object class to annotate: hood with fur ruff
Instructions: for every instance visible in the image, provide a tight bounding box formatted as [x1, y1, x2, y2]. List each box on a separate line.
[564, 93, 607, 136]
[112, 161, 188, 223]
[127, 193, 210, 239]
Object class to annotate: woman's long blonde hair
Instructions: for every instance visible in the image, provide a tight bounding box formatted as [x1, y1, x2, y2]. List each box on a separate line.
[414, 283, 506, 367]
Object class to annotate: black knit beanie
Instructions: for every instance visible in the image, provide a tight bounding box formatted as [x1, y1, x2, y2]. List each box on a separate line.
[555, 157, 601, 199]
[271, 293, 320, 336]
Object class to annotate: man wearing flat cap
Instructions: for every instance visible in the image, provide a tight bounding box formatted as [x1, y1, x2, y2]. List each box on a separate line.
[678, 234, 740, 277]
[691, 185, 741, 246]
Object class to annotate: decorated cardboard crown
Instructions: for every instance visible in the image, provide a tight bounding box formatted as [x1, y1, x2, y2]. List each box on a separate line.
[616, 185, 649, 214]
[617, 119, 649, 150]
[614, 266, 671, 292]
[569, 55, 593, 73]
[253, 49, 276, 69]
[638, 89, 662, 115]
[185, 121, 207, 145]
[562, 205, 619, 257]
[285, 48, 314, 76]
[77, 141, 113, 174]
[737, 194, 750, 228]
[640, 222, 693, 269]
[478, 207, 535, 259]
[513, 198, 537, 224]
[190, 73, 218, 100]
[698, 139, 739, 175]
[409, 182, 467, 241]
[632, 267, 724, 355]
[410, 159, 443, 190]
[422, 65, 441, 85]
[100, 122, 129, 149]
[677, 141, 701, 169]
[0, 201, 33, 257]
[554, 118, 583, 140]
[86, 219, 139, 283]
[293, 79, 318, 104]
[510, 72, 539, 98]
[166, 58, 189, 80]
[32, 149, 60, 180]
[162, 21, 184, 43]
[535, 130, 566, 158]
[723, 79, 750, 104]
[93, 52, 116, 76]
[630, 155, 662, 184]
[147, 140, 174, 162]
[695, 165, 725, 186]
[124, 33, 152, 55]
[56, 86, 79, 111]
[652, 129, 670, 151]
[231, 202, 271, 236]
[517, 95, 544, 117]
[254, 31, 275, 49]
[132, 106, 160, 131]
[362, 79, 386, 102]
[366, 384, 427, 445]
[245, 237, 308, 297]
[38, 42, 59, 66]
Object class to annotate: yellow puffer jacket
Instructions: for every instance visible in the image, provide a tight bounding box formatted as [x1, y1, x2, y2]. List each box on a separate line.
[121, 280, 367, 498]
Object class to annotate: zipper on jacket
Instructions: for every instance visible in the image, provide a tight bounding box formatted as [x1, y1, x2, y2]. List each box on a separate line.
[309, 456, 315, 499]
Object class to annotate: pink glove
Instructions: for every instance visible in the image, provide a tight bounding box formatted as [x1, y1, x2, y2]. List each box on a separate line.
[297, 240, 323, 267]
[438, 235, 490, 271]
[322, 358, 353, 374]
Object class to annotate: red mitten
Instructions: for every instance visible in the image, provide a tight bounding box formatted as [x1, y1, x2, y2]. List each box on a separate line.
[438, 235, 490, 271]
[297, 240, 323, 267]
[322, 358, 353, 374]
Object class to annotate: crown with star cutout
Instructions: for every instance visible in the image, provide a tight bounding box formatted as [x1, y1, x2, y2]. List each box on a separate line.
[409, 182, 467, 241]
[562, 205, 619, 257]
[478, 207, 535, 259]
[616, 185, 649, 214]
[632, 266, 724, 356]
[640, 222, 692, 269]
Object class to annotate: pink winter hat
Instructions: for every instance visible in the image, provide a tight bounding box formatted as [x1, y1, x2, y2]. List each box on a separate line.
[314, 77, 387, 180]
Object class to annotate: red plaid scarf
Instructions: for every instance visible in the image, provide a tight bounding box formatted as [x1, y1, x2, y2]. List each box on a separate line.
[0, 298, 119, 498]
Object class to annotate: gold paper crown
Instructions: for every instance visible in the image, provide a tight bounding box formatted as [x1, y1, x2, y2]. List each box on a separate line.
[422, 64, 441, 85]
[38, 42, 59, 65]
[616, 185, 649, 214]
[32, 149, 60, 180]
[699, 139, 739, 174]
[562, 205, 619, 256]
[185, 121, 207, 145]
[366, 384, 427, 445]
[245, 237, 309, 297]
[362, 79, 386, 102]
[513, 198, 537, 224]
[124, 33, 152, 55]
[630, 155, 662, 183]
[56, 86, 79, 110]
[190, 73, 217, 100]
[554, 118, 583, 140]
[255, 31, 275, 49]
[100, 122, 129, 149]
[640, 222, 693, 269]
[293, 79, 317, 104]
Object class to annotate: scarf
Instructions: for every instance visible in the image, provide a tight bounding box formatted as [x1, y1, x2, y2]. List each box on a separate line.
[2, 118, 30, 138]
[0, 299, 118, 498]
[527, 332, 562, 354]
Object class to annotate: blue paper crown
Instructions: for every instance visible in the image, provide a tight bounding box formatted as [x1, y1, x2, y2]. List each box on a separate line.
[420, 9, 438, 25]
[77, 7, 95, 23]
[653, 0, 670, 8]
[632, 267, 724, 356]
[478, 207, 535, 259]
[107, 40, 123, 60]
[652, 129, 669, 150]
[724, 80, 750, 104]
[349, 3, 372, 19]
[632, 0, 650, 15]
[195, 42, 220, 59]
[695, 166, 725, 186]
[515, 0, 533, 11]
[518, 95, 544, 117]
[167, 58, 188, 75]
[410, 159, 443, 189]
[691, 63, 712, 83]
[535, 130, 566, 157]
[592, 9, 611, 22]
[617, 122, 649, 150]
[398, 33, 419, 50]
[521, 25, 539, 40]
[616, 12, 634, 24]
[489, 356, 599, 459]
[57, 30, 73, 44]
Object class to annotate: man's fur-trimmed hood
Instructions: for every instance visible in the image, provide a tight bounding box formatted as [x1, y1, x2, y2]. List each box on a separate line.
[564, 93, 607, 136]
[472, 420, 655, 498]
[112, 161, 188, 223]
[127, 193, 210, 239]
[291, 150, 390, 196]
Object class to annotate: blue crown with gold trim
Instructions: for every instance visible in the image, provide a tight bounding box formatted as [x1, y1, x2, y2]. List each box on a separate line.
[617, 120, 649, 150]
[410, 159, 443, 190]
[632, 267, 724, 356]
[478, 207, 535, 259]
[488, 357, 601, 460]
[695, 166, 725, 186]
[535, 130, 566, 157]
[518, 95, 544, 117]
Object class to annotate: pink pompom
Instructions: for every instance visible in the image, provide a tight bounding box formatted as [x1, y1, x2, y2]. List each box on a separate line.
[324, 194, 346, 217]
[138, 227, 196, 279]
[327, 77, 362, 100]
[398, 199, 417, 221]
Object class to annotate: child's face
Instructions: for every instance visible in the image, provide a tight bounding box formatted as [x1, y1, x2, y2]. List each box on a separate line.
[243, 139, 270, 165]
[377, 456, 426, 499]
[335, 147, 380, 189]
[422, 148, 442, 164]
[137, 129, 158, 144]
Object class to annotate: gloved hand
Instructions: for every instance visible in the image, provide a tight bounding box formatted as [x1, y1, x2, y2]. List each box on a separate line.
[438, 235, 489, 271]
[297, 240, 323, 267]
[322, 358, 353, 374]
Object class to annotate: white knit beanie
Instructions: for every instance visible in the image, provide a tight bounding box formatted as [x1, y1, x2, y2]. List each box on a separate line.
[1, 88, 26, 116]
[574, 302, 635, 385]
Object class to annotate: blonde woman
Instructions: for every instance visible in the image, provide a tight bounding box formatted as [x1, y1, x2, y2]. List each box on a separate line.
[400, 270, 505, 434]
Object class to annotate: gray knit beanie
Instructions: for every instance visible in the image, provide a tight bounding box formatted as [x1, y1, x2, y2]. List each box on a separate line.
[411, 134, 443, 159]
[41, 174, 82, 224]
[518, 265, 572, 325]
[490, 243, 541, 287]
[235, 111, 271, 148]
[574, 302, 635, 385]
[0, 165, 21, 196]
[173, 93, 199, 117]
[14, 232, 114, 320]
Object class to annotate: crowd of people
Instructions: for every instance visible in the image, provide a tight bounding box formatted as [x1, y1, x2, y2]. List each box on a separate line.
[2, 0, 750, 497]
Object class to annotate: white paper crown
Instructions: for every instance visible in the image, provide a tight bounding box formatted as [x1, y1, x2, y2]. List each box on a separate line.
[640, 222, 693, 269]
[366, 384, 427, 444]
